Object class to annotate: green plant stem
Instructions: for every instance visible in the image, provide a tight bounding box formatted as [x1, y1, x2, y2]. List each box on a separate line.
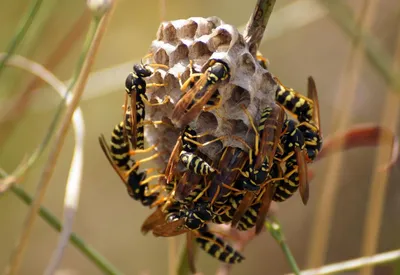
[9, 184, 122, 275]
[0, 0, 43, 80]
[265, 219, 300, 275]
[243, 0, 276, 55]
[321, 0, 400, 92]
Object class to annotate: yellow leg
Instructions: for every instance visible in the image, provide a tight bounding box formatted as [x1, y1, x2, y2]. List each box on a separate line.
[298, 121, 319, 132]
[193, 180, 211, 203]
[183, 135, 228, 148]
[241, 105, 259, 157]
[137, 119, 173, 128]
[231, 167, 250, 178]
[280, 151, 295, 163]
[140, 93, 170, 107]
[140, 174, 166, 185]
[124, 153, 161, 177]
[180, 73, 203, 91]
[203, 96, 222, 112]
[129, 143, 158, 155]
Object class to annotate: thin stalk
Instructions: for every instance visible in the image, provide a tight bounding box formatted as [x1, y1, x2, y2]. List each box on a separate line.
[307, 0, 378, 268]
[243, 0, 276, 55]
[266, 219, 300, 275]
[0, 0, 43, 80]
[359, 24, 400, 275]
[6, 2, 115, 274]
[287, 249, 400, 275]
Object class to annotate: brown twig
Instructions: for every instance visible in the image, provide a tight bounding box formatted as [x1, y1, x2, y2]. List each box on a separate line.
[243, 0, 276, 55]
[5, 2, 116, 274]
[306, 0, 379, 268]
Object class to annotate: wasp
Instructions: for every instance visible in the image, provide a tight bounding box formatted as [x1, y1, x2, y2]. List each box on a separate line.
[151, 190, 215, 235]
[165, 125, 230, 183]
[146, 203, 244, 264]
[171, 59, 230, 127]
[206, 146, 248, 207]
[98, 119, 165, 207]
[271, 117, 309, 205]
[124, 58, 169, 149]
[296, 77, 323, 162]
[230, 104, 284, 229]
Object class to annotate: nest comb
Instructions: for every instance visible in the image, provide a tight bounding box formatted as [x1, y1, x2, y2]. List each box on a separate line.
[143, 17, 277, 166]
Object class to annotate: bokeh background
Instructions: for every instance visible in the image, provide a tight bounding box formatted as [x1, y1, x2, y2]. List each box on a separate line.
[0, 0, 399, 274]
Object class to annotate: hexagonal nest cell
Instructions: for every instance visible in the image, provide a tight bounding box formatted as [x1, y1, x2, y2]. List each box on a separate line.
[143, 16, 278, 167]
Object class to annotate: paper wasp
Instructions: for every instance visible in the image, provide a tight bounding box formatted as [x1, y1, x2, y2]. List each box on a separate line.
[230, 104, 284, 229]
[296, 77, 323, 162]
[164, 125, 231, 183]
[207, 146, 248, 206]
[98, 119, 164, 207]
[143, 203, 244, 264]
[124, 58, 169, 149]
[171, 59, 230, 127]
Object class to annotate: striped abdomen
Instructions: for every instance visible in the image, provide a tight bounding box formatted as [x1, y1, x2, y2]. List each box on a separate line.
[196, 225, 244, 264]
[110, 121, 130, 170]
[275, 84, 313, 123]
[273, 160, 300, 202]
[179, 151, 215, 175]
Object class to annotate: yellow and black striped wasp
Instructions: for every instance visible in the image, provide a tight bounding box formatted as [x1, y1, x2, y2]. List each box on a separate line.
[98, 115, 165, 207]
[171, 59, 230, 128]
[229, 104, 284, 230]
[124, 57, 169, 149]
[274, 76, 323, 162]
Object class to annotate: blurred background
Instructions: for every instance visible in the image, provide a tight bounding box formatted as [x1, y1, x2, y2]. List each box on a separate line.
[0, 0, 399, 274]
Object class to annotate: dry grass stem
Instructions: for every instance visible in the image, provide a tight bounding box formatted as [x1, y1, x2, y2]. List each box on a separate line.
[5, 2, 116, 274]
[307, 0, 379, 267]
[0, 53, 77, 194]
[43, 71, 86, 275]
[0, 11, 89, 147]
[288, 249, 400, 275]
[359, 27, 400, 275]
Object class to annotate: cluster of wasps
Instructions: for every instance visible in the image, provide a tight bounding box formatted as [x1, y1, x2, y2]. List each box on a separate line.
[98, 53, 323, 267]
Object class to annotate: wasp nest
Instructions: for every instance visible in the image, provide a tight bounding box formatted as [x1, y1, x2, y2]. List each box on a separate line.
[144, 17, 277, 166]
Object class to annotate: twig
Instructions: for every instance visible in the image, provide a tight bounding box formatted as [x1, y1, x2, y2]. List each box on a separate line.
[266, 219, 300, 275]
[1, 178, 122, 275]
[360, 23, 400, 275]
[5, 1, 115, 274]
[0, 0, 43, 80]
[243, 0, 276, 55]
[307, 0, 378, 268]
[287, 249, 400, 275]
